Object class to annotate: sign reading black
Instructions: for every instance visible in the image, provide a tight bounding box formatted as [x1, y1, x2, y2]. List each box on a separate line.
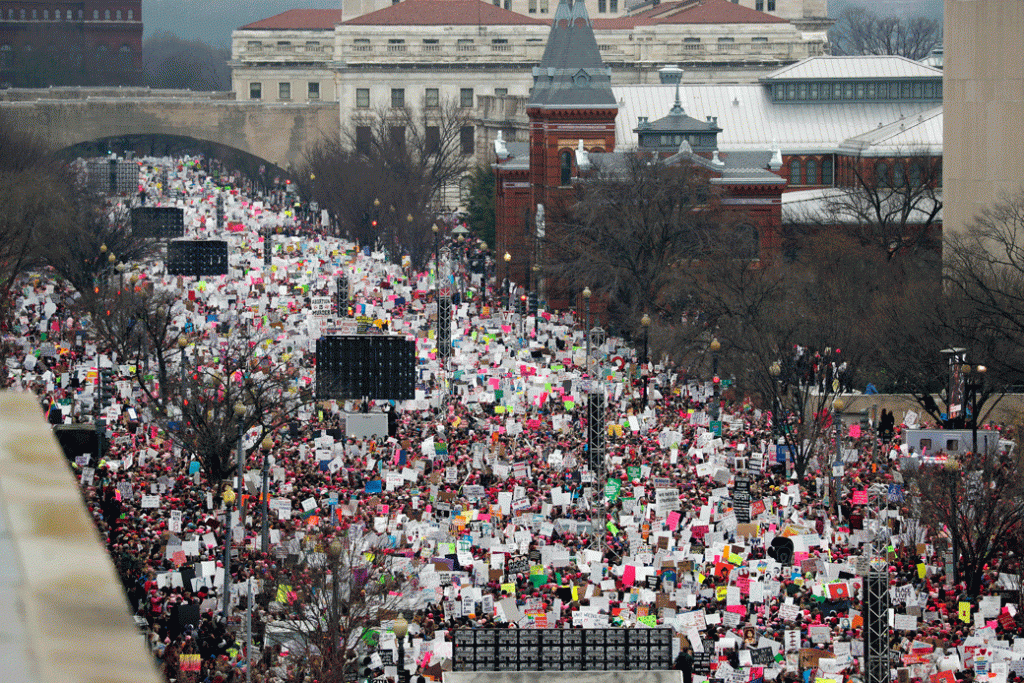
[315, 335, 415, 401]
[166, 240, 229, 277]
[734, 476, 751, 524]
[132, 207, 185, 239]
[750, 647, 775, 666]
[506, 556, 530, 576]
[452, 628, 673, 672]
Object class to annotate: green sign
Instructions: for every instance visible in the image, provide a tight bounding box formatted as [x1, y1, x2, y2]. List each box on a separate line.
[711, 420, 723, 436]
[604, 478, 622, 500]
[626, 466, 641, 481]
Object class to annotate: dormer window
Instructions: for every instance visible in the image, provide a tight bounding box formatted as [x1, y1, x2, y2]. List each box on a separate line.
[573, 69, 590, 86]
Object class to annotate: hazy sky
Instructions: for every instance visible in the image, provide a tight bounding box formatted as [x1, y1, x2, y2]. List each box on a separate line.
[144, 0, 943, 48]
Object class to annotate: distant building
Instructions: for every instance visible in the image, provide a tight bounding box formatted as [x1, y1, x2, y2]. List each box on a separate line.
[943, 0, 1024, 238]
[0, 1, 143, 87]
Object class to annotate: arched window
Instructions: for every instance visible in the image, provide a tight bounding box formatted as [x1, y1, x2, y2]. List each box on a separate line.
[119, 44, 131, 66]
[31, 9, 37, 19]
[93, 10, 99, 19]
[908, 163, 923, 187]
[127, 9, 133, 20]
[459, 176, 472, 202]
[43, 9, 48, 19]
[0, 45, 11, 68]
[789, 159, 801, 185]
[104, 9, 110, 20]
[19, 9, 25, 20]
[733, 224, 760, 260]
[821, 157, 834, 185]
[806, 159, 818, 185]
[560, 149, 572, 186]
[892, 162, 906, 187]
[116, 10, 122, 20]
[875, 161, 890, 187]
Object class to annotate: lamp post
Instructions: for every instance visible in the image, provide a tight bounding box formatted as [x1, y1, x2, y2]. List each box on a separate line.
[641, 313, 651, 409]
[709, 337, 721, 420]
[393, 615, 409, 683]
[770, 361, 787, 475]
[233, 402, 246, 526]
[583, 287, 592, 378]
[327, 538, 343, 665]
[832, 397, 845, 519]
[260, 435, 273, 553]
[179, 335, 189, 384]
[221, 485, 236, 621]
[503, 251, 511, 305]
[965, 364, 987, 454]
[432, 223, 440, 301]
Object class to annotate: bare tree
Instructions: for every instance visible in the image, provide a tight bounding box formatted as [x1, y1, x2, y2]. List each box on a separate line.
[826, 153, 943, 265]
[908, 448, 1024, 596]
[543, 153, 736, 335]
[298, 99, 473, 270]
[258, 529, 422, 683]
[945, 190, 1024, 384]
[133, 327, 311, 486]
[829, 6, 942, 61]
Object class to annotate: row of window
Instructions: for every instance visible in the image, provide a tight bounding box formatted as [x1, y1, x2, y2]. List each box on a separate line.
[772, 79, 942, 102]
[353, 125, 476, 156]
[788, 158, 834, 186]
[355, 87, 483, 109]
[753, 0, 777, 10]
[3, 8, 134, 21]
[245, 40, 324, 52]
[0, 43, 131, 65]
[249, 81, 320, 100]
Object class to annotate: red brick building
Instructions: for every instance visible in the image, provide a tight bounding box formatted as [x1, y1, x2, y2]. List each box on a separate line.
[0, 0, 143, 87]
[494, 0, 785, 311]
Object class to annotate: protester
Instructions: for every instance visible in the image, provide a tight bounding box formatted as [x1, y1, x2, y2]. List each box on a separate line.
[3, 155, 1018, 683]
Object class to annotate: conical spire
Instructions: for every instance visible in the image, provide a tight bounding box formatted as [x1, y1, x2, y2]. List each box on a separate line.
[529, 0, 616, 109]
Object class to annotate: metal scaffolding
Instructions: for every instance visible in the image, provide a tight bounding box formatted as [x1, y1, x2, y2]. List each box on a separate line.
[864, 565, 891, 683]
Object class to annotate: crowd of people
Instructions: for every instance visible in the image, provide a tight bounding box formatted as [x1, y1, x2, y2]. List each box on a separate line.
[3, 155, 1023, 683]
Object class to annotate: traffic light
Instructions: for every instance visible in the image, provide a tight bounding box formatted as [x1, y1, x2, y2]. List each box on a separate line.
[360, 655, 374, 681]
[518, 294, 527, 316]
[528, 291, 538, 316]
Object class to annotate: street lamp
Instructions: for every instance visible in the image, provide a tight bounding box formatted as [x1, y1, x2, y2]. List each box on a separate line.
[260, 435, 273, 553]
[582, 287, 592, 378]
[503, 251, 512, 303]
[965, 364, 988, 454]
[221, 485, 237, 621]
[393, 615, 409, 683]
[832, 398, 845, 518]
[640, 313, 651, 409]
[233, 402, 247, 523]
[709, 337, 721, 420]
[327, 538, 343, 664]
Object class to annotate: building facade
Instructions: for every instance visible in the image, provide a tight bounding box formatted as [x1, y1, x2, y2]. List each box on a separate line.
[0, 0, 142, 87]
[230, 0, 830, 110]
[943, 0, 1024, 237]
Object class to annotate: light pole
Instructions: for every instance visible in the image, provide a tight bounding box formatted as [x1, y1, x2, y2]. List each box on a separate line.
[503, 251, 511, 305]
[709, 337, 721, 420]
[832, 397, 845, 519]
[327, 538, 343, 667]
[583, 287, 592, 378]
[233, 402, 246, 528]
[221, 485, 236, 621]
[965, 364, 987, 454]
[179, 335, 189, 384]
[432, 223, 440, 302]
[393, 615, 409, 683]
[260, 435, 273, 553]
[640, 313, 650, 409]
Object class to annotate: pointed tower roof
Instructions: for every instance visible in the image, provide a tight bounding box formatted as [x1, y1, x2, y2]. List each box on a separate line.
[530, 0, 617, 110]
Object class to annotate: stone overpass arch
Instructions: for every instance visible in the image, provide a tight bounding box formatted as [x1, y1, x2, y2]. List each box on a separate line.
[0, 90, 339, 169]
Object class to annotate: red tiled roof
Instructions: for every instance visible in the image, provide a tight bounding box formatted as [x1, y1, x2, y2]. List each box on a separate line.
[594, 0, 788, 28]
[239, 9, 344, 31]
[344, 0, 550, 26]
